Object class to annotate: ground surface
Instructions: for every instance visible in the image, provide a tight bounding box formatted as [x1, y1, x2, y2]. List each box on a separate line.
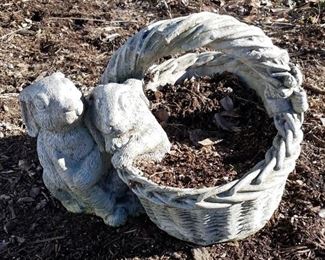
[0, 0, 324, 259]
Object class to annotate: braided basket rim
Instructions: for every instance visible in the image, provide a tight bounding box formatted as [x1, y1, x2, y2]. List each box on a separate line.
[102, 12, 308, 206]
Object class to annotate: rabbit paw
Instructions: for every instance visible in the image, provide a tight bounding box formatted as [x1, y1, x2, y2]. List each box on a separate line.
[111, 151, 132, 169]
[62, 200, 85, 214]
[125, 192, 144, 217]
[103, 207, 128, 227]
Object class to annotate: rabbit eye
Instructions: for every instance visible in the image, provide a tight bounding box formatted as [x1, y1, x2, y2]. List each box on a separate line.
[118, 93, 130, 112]
[95, 99, 102, 108]
[34, 94, 49, 111]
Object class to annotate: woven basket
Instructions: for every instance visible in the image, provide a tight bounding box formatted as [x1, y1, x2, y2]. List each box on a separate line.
[101, 12, 308, 245]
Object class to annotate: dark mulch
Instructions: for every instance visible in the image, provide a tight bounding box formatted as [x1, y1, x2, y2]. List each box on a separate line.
[138, 73, 275, 188]
[0, 0, 324, 259]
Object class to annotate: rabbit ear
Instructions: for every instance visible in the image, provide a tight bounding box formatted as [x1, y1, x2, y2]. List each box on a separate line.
[124, 79, 150, 107]
[19, 97, 39, 137]
[84, 94, 106, 152]
[84, 109, 105, 152]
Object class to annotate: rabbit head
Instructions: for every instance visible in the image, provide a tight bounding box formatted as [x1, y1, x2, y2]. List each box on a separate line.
[19, 72, 84, 136]
[88, 79, 149, 136]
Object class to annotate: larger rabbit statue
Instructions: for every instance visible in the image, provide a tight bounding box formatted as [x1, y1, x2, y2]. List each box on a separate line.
[19, 72, 142, 227]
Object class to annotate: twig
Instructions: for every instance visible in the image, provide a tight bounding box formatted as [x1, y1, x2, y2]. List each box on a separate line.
[123, 228, 137, 234]
[48, 17, 136, 24]
[263, 22, 298, 28]
[0, 93, 19, 99]
[309, 133, 325, 148]
[305, 84, 325, 95]
[149, 170, 170, 178]
[0, 26, 31, 41]
[233, 96, 265, 111]
[30, 236, 65, 244]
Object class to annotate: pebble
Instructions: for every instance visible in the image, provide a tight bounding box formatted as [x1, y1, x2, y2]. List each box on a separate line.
[0, 241, 8, 251]
[296, 179, 304, 186]
[319, 208, 325, 218]
[320, 118, 325, 127]
[18, 159, 31, 171]
[2, 105, 9, 112]
[0, 194, 11, 201]
[15, 236, 26, 244]
[2, 123, 12, 130]
[283, 0, 294, 8]
[191, 247, 211, 260]
[35, 200, 47, 210]
[172, 252, 183, 259]
[29, 187, 41, 198]
[4, 221, 15, 234]
[260, 0, 271, 6]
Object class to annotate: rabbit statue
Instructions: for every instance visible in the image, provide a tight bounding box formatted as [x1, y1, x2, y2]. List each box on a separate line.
[85, 79, 171, 169]
[19, 72, 141, 227]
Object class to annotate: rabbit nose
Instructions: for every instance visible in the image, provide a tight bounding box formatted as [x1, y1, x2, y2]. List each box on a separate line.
[108, 123, 119, 133]
[63, 102, 75, 112]
[63, 99, 83, 115]
[75, 102, 83, 116]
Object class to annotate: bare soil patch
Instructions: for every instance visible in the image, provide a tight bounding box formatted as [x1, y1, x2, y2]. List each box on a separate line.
[138, 73, 275, 188]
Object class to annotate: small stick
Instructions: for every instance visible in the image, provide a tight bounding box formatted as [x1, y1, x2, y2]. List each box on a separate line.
[30, 236, 65, 244]
[304, 84, 325, 95]
[149, 170, 170, 178]
[48, 17, 136, 24]
[0, 26, 31, 41]
[234, 96, 265, 111]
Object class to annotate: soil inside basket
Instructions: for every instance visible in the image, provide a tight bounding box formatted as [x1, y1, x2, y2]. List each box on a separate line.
[135, 72, 277, 189]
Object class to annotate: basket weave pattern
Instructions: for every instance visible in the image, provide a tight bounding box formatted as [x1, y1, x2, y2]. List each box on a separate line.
[101, 12, 308, 245]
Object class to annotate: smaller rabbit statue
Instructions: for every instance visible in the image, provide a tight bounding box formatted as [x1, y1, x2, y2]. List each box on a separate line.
[85, 79, 171, 169]
[19, 72, 141, 226]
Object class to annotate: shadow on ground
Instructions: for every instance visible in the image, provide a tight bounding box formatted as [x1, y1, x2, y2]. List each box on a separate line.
[0, 133, 324, 259]
[0, 134, 199, 259]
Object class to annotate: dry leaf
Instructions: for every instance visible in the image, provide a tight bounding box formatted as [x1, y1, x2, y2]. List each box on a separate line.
[220, 110, 241, 118]
[198, 138, 223, 146]
[154, 108, 169, 123]
[320, 118, 325, 126]
[213, 113, 241, 132]
[220, 96, 234, 111]
[18, 159, 31, 171]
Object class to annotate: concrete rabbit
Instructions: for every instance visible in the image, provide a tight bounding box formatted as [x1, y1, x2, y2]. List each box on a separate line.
[19, 72, 141, 226]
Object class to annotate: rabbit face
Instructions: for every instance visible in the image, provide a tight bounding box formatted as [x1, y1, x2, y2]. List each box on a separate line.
[90, 80, 148, 136]
[34, 84, 83, 131]
[20, 72, 84, 135]
[91, 84, 131, 135]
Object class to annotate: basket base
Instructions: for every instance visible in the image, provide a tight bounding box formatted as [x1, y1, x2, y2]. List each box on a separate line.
[138, 183, 286, 245]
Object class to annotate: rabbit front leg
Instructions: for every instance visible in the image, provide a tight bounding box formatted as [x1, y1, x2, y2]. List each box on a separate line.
[42, 170, 86, 213]
[55, 153, 127, 226]
[76, 184, 128, 226]
[66, 147, 128, 226]
[37, 139, 86, 213]
[70, 145, 104, 190]
[111, 126, 169, 169]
